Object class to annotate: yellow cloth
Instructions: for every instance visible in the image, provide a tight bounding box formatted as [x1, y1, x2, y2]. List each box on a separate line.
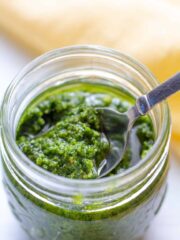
[0, 0, 179, 156]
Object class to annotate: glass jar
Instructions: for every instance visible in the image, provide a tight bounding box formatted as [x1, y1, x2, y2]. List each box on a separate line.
[0, 45, 171, 240]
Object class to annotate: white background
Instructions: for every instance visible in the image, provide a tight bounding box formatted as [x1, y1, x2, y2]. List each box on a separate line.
[0, 35, 180, 240]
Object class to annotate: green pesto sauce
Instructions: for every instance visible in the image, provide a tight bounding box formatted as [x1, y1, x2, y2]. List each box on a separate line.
[16, 83, 154, 179]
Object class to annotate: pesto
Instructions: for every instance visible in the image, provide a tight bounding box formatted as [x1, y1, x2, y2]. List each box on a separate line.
[16, 84, 154, 179]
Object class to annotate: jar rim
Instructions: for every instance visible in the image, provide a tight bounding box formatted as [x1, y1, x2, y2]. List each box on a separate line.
[1, 45, 171, 194]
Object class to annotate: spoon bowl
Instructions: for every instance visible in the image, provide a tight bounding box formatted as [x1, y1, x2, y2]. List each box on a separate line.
[97, 108, 130, 177]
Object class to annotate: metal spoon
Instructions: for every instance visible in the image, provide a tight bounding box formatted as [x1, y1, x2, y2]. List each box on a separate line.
[97, 72, 180, 178]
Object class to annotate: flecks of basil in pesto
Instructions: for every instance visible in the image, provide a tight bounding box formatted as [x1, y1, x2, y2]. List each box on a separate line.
[16, 85, 155, 179]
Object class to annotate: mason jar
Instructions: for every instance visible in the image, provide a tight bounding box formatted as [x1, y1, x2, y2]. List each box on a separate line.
[0, 45, 171, 240]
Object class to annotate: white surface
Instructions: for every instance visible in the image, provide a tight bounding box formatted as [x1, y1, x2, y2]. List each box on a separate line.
[0, 35, 180, 240]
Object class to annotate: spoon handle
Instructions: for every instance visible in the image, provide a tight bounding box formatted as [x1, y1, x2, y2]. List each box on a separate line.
[136, 72, 180, 115]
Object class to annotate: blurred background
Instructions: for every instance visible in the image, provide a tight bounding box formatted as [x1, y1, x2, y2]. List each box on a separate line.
[0, 0, 180, 239]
